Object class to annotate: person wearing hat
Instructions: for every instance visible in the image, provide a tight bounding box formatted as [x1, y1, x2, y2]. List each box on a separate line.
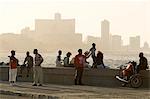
[33, 49, 43, 86]
[9, 50, 18, 86]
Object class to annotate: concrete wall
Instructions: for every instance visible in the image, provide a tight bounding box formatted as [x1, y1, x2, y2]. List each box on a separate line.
[0, 66, 34, 82]
[0, 66, 9, 81]
[0, 66, 149, 88]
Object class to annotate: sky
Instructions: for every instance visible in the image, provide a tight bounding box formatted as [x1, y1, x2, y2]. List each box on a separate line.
[0, 0, 150, 46]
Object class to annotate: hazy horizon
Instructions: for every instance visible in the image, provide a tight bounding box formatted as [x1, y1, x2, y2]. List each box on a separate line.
[0, 0, 150, 46]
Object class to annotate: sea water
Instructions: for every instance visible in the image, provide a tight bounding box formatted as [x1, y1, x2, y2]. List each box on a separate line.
[0, 52, 150, 69]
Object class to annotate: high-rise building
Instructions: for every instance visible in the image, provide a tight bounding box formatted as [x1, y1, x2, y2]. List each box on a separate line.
[111, 35, 122, 51]
[129, 36, 140, 50]
[142, 42, 150, 52]
[34, 13, 82, 50]
[35, 13, 75, 35]
[143, 42, 149, 49]
[101, 20, 110, 51]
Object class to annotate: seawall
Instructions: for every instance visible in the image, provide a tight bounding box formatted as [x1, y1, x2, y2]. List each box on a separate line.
[0, 66, 149, 88]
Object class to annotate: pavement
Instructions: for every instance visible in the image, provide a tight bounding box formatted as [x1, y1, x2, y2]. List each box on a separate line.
[0, 81, 150, 99]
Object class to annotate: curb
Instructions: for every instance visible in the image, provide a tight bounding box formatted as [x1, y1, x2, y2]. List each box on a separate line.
[0, 89, 60, 99]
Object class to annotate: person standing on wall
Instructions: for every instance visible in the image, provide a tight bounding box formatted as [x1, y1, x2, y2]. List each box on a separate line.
[74, 49, 86, 85]
[90, 43, 96, 68]
[9, 50, 18, 86]
[33, 49, 43, 86]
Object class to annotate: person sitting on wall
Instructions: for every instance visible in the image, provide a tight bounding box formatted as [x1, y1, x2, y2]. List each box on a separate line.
[137, 52, 148, 73]
[84, 51, 91, 68]
[96, 51, 105, 69]
[56, 50, 63, 67]
[64, 52, 74, 67]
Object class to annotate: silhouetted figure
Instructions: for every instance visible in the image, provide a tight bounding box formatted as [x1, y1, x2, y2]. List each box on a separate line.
[19, 51, 33, 77]
[96, 51, 105, 68]
[56, 50, 63, 67]
[64, 52, 74, 67]
[137, 52, 148, 73]
[33, 49, 43, 86]
[9, 50, 18, 86]
[23, 51, 33, 77]
[90, 43, 96, 68]
[74, 49, 86, 85]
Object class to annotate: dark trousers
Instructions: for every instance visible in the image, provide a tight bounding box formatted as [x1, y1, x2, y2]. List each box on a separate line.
[92, 56, 96, 68]
[74, 68, 83, 85]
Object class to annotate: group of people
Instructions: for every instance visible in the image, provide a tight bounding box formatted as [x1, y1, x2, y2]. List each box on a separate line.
[56, 50, 73, 67]
[8, 43, 149, 86]
[8, 43, 105, 86]
[9, 49, 43, 86]
[55, 43, 106, 85]
[56, 43, 105, 69]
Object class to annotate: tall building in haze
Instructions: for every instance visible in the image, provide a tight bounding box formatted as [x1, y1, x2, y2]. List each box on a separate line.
[35, 13, 75, 35]
[111, 35, 122, 51]
[101, 20, 110, 51]
[33, 13, 82, 50]
[129, 36, 140, 51]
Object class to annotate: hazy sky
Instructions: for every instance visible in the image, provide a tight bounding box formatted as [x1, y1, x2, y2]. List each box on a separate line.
[0, 0, 150, 46]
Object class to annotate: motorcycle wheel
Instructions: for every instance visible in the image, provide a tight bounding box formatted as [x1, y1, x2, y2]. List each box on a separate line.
[130, 74, 143, 88]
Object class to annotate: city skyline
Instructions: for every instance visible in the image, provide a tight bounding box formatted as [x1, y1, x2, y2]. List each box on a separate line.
[0, 12, 150, 47]
[0, 0, 150, 46]
[0, 13, 149, 53]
